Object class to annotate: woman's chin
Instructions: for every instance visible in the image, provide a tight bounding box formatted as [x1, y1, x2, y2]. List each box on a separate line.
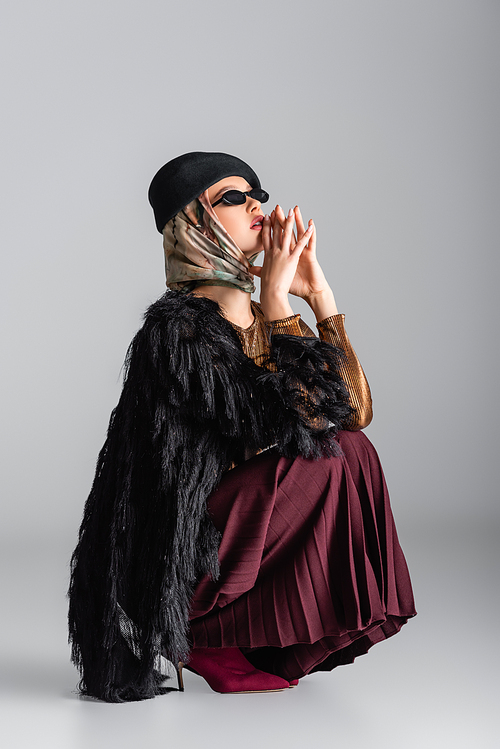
[243, 244, 263, 260]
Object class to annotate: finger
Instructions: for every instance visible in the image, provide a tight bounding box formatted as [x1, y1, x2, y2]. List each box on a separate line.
[275, 205, 297, 249]
[274, 205, 296, 249]
[282, 208, 295, 253]
[307, 220, 317, 257]
[268, 209, 276, 247]
[262, 214, 272, 252]
[275, 204, 286, 223]
[294, 206, 306, 236]
[275, 205, 292, 235]
[289, 205, 302, 250]
[272, 212, 282, 250]
[300, 219, 317, 257]
[249, 265, 262, 277]
[281, 206, 298, 248]
[292, 222, 314, 254]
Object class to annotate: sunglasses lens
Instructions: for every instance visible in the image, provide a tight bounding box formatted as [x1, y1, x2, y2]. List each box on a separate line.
[222, 190, 247, 205]
[250, 189, 269, 204]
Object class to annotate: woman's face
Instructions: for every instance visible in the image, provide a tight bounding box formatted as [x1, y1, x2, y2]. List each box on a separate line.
[206, 176, 265, 257]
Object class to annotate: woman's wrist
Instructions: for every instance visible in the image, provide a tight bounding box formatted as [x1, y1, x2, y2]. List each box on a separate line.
[303, 288, 338, 322]
[260, 294, 294, 322]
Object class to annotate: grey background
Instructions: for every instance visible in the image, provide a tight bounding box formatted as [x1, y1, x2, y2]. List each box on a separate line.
[1, 1, 498, 747]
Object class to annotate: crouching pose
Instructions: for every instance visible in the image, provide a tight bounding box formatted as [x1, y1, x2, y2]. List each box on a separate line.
[68, 151, 416, 701]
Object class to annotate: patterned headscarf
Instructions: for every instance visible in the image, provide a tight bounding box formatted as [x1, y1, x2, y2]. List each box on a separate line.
[162, 191, 259, 294]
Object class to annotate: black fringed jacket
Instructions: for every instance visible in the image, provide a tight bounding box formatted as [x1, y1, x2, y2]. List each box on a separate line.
[68, 292, 352, 702]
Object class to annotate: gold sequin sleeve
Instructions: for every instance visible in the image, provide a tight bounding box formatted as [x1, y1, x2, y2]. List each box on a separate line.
[236, 303, 372, 431]
[316, 315, 372, 430]
[263, 313, 304, 337]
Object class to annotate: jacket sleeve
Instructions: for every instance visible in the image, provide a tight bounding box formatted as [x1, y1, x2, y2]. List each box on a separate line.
[316, 314, 373, 430]
[262, 312, 372, 432]
[256, 319, 354, 459]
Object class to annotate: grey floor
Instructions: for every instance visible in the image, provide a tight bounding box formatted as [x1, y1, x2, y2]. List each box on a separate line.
[1, 518, 498, 749]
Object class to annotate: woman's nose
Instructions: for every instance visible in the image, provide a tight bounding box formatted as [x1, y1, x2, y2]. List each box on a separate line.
[247, 197, 261, 211]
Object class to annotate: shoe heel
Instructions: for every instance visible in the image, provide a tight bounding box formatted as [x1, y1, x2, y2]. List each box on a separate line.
[176, 662, 185, 692]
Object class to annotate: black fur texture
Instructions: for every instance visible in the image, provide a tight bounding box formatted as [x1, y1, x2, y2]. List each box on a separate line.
[68, 292, 352, 702]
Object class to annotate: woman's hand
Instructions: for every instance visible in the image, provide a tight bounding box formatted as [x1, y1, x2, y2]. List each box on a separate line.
[250, 205, 338, 322]
[250, 207, 312, 321]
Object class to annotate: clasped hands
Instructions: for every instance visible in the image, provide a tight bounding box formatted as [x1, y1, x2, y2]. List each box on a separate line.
[250, 205, 337, 322]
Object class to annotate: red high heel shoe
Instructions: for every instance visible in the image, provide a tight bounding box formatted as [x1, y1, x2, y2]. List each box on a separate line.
[175, 647, 293, 693]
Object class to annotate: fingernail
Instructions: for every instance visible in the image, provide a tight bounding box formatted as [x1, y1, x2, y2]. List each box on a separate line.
[306, 224, 313, 232]
[288, 208, 293, 218]
[264, 214, 270, 221]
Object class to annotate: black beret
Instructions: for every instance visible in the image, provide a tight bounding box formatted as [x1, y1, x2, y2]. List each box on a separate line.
[148, 151, 261, 233]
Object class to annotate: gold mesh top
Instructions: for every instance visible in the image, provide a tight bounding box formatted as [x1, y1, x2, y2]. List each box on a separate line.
[230, 301, 372, 431]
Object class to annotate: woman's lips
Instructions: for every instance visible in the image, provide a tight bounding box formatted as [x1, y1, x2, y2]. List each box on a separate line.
[250, 216, 264, 230]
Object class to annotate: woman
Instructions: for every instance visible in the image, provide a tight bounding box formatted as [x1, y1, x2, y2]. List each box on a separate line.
[68, 151, 416, 702]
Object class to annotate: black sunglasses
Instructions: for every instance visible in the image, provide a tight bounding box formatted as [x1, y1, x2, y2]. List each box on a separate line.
[211, 188, 269, 208]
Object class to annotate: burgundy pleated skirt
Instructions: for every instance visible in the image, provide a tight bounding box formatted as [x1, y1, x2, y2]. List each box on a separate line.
[189, 430, 416, 681]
